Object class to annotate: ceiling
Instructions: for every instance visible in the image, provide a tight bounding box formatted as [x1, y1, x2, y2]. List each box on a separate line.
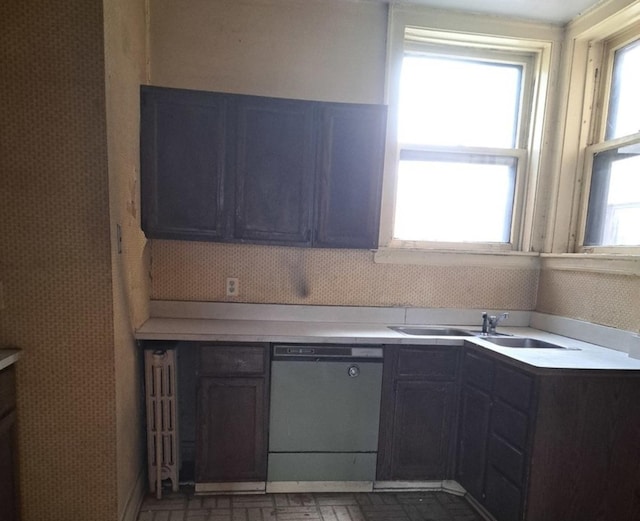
[376, 0, 607, 24]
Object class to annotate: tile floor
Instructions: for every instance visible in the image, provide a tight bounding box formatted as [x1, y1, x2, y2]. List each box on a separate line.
[137, 490, 484, 521]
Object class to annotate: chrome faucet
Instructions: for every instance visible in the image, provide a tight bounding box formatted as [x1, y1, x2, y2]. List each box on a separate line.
[481, 312, 509, 335]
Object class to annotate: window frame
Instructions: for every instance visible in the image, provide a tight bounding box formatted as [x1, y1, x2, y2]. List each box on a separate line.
[378, 10, 556, 257]
[575, 24, 640, 254]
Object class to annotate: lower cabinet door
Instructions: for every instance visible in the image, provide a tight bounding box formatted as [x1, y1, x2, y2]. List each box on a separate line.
[195, 377, 267, 482]
[0, 412, 18, 521]
[388, 380, 456, 480]
[456, 384, 492, 499]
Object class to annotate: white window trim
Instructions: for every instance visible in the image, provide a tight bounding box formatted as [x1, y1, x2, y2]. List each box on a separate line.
[572, 24, 640, 254]
[546, 1, 640, 258]
[378, 5, 560, 263]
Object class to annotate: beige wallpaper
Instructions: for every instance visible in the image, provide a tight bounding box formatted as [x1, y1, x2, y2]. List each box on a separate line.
[151, 241, 539, 310]
[0, 1, 143, 520]
[104, 0, 150, 518]
[537, 269, 640, 332]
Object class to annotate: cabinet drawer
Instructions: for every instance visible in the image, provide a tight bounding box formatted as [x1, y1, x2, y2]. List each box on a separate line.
[396, 347, 458, 380]
[0, 367, 16, 419]
[199, 345, 266, 376]
[487, 434, 526, 486]
[491, 400, 529, 450]
[494, 365, 533, 412]
[462, 351, 494, 392]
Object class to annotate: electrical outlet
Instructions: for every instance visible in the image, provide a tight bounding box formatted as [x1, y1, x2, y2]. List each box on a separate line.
[226, 277, 239, 297]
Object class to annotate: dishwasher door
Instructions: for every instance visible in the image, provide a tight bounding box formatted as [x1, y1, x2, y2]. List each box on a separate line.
[267, 345, 383, 488]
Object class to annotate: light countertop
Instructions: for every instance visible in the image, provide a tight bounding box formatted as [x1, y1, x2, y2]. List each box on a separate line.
[136, 316, 640, 371]
[0, 348, 21, 371]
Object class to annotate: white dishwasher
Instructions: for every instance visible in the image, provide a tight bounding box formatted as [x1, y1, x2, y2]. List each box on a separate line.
[267, 344, 383, 493]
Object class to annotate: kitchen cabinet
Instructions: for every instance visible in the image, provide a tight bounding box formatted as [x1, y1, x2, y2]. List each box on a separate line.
[315, 103, 386, 249]
[457, 345, 640, 521]
[141, 87, 228, 241]
[0, 365, 18, 521]
[195, 344, 269, 483]
[231, 96, 316, 245]
[377, 345, 460, 481]
[140, 86, 386, 249]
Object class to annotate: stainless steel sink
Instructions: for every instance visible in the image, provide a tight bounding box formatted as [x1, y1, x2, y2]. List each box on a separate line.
[484, 337, 579, 350]
[388, 326, 474, 337]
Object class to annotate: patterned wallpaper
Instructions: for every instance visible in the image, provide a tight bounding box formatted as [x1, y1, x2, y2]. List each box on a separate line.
[151, 241, 539, 310]
[1, 2, 119, 520]
[537, 269, 640, 332]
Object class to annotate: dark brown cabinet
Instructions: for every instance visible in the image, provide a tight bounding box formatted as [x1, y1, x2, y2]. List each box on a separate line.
[315, 103, 386, 249]
[0, 365, 18, 521]
[377, 346, 459, 481]
[140, 86, 386, 249]
[231, 96, 316, 245]
[195, 344, 269, 483]
[141, 87, 228, 241]
[457, 345, 640, 521]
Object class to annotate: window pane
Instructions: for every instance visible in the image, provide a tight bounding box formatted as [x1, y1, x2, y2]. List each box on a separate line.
[394, 155, 517, 243]
[398, 55, 522, 148]
[585, 144, 640, 246]
[606, 38, 640, 140]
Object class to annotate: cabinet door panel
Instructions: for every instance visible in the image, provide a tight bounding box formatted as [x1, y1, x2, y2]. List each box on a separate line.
[315, 104, 386, 249]
[396, 347, 458, 380]
[141, 87, 227, 240]
[484, 465, 523, 521]
[195, 377, 267, 482]
[232, 97, 315, 244]
[457, 384, 492, 499]
[389, 380, 456, 480]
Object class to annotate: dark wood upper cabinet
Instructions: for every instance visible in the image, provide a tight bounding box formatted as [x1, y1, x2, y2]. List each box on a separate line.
[141, 86, 228, 241]
[230, 96, 315, 245]
[140, 86, 387, 249]
[315, 103, 386, 249]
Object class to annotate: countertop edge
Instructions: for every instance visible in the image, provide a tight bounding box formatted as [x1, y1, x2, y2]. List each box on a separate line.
[0, 349, 21, 371]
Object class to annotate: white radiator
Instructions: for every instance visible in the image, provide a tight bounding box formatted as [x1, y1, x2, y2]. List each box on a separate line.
[144, 349, 179, 498]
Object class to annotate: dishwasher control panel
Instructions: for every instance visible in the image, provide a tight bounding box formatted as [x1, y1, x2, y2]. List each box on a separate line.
[272, 344, 383, 359]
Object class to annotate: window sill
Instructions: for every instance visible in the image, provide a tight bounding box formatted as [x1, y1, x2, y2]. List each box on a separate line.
[540, 253, 640, 276]
[374, 247, 540, 268]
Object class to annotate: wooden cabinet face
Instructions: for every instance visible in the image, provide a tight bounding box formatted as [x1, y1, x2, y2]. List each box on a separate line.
[231, 97, 315, 244]
[140, 86, 387, 249]
[0, 367, 18, 521]
[315, 104, 386, 249]
[390, 380, 456, 480]
[456, 384, 492, 499]
[377, 346, 459, 481]
[141, 87, 227, 240]
[195, 377, 267, 482]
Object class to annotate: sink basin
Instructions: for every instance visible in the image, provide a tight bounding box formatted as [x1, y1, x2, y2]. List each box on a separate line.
[388, 326, 474, 337]
[484, 337, 579, 350]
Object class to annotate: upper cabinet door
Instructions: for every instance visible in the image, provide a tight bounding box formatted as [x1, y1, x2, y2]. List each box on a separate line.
[141, 87, 228, 240]
[231, 96, 315, 245]
[315, 103, 387, 249]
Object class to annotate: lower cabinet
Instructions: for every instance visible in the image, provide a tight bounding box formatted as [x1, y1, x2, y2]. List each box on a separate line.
[457, 345, 640, 521]
[0, 365, 18, 521]
[195, 344, 269, 483]
[377, 345, 459, 481]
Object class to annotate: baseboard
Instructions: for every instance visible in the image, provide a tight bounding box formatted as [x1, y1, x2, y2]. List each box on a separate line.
[120, 468, 146, 521]
[195, 482, 266, 495]
[266, 481, 373, 494]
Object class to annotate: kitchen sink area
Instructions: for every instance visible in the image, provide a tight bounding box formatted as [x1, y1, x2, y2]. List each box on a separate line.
[483, 336, 580, 349]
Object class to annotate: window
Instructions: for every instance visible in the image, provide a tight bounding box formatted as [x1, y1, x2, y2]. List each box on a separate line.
[380, 22, 549, 253]
[581, 32, 640, 250]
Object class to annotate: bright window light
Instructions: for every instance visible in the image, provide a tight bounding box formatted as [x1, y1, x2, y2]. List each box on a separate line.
[394, 156, 516, 243]
[606, 38, 640, 140]
[398, 55, 522, 148]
